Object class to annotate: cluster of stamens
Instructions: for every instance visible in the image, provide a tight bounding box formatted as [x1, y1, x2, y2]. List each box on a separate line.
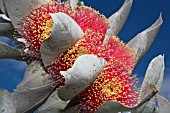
[16, 1, 140, 112]
[67, 31, 140, 112]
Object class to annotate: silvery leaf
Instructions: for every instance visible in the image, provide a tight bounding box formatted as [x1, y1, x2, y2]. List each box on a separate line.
[0, 14, 10, 22]
[127, 13, 163, 63]
[96, 101, 131, 113]
[0, 0, 7, 15]
[104, 0, 133, 43]
[0, 23, 14, 38]
[153, 107, 159, 113]
[132, 84, 158, 113]
[139, 55, 164, 113]
[4, 0, 51, 28]
[157, 95, 170, 113]
[40, 12, 83, 66]
[0, 14, 14, 38]
[16, 61, 54, 91]
[0, 41, 23, 60]
[58, 54, 106, 101]
[12, 61, 56, 113]
[38, 90, 68, 113]
[0, 89, 16, 113]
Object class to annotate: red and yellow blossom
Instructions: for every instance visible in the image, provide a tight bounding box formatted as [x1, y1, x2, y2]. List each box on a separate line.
[16, 1, 108, 58]
[0, 0, 164, 112]
[15, 0, 140, 112]
[67, 32, 140, 112]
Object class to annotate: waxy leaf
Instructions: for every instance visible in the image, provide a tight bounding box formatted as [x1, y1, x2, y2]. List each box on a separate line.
[16, 61, 54, 91]
[104, 0, 133, 43]
[58, 54, 106, 101]
[0, 0, 7, 15]
[0, 41, 22, 60]
[96, 101, 131, 113]
[12, 62, 56, 113]
[38, 90, 68, 113]
[0, 89, 16, 113]
[132, 84, 158, 113]
[157, 95, 170, 113]
[4, 0, 50, 28]
[0, 23, 14, 38]
[40, 12, 83, 66]
[128, 14, 163, 63]
[0, 14, 14, 38]
[139, 55, 164, 113]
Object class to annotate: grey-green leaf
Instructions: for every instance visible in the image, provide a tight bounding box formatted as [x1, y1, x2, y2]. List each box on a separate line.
[4, 0, 51, 28]
[132, 84, 158, 113]
[16, 61, 54, 91]
[127, 13, 163, 63]
[0, 14, 14, 38]
[38, 90, 68, 113]
[13, 83, 55, 113]
[0, 89, 16, 113]
[141, 55, 164, 97]
[104, 0, 133, 43]
[58, 54, 106, 101]
[0, 23, 14, 38]
[139, 55, 164, 113]
[96, 101, 131, 113]
[0, 0, 7, 15]
[0, 14, 11, 22]
[12, 62, 56, 113]
[0, 41, 23, 60]
[40, 12, 83, 67]
[157, 95, 170, 113]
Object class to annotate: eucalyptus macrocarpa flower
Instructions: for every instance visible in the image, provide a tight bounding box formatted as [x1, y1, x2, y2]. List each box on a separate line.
[0, 0, 169, 113]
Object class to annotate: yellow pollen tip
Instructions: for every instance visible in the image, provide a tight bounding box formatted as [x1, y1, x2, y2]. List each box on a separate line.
[40, 19, 54, 40]
[102, 77, 123, 97]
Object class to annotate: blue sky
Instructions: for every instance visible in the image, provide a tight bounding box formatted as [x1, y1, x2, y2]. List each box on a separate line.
[0, 0, 170, 100]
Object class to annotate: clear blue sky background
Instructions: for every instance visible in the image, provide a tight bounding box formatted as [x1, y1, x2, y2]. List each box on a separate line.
[0, 0, 170, 100]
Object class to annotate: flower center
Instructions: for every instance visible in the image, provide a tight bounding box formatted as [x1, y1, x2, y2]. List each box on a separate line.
[102, 77, 123, 97]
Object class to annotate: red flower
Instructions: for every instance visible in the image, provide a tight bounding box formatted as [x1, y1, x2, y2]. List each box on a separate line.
[16, 1, 140, 112]
[67, 31, 139, 112]
[16, 1, 108, 59]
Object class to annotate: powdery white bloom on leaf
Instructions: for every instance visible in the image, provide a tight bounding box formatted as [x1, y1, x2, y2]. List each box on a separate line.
[58, 54, 107, 101]
[40, 12, 84, 66]
[0, 41, 22, 60]
[139, 55, 164, 113]
[128, 14, 163, 63]
[104, 0, 132, 43]
[0, 89, 16, 113]
[157, 95, 170, 113]
[12, 61, 57, 113]
[38, 90, 68, 113]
